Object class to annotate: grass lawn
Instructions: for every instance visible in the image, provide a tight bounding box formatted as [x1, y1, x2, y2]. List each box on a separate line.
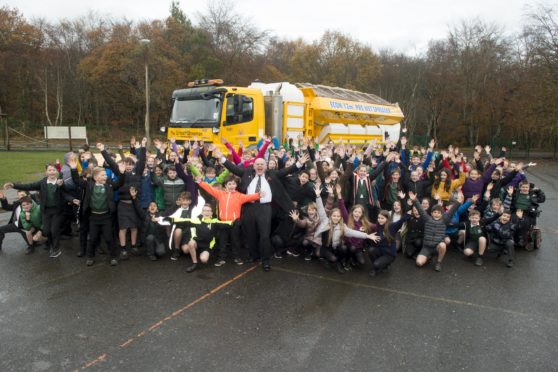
[0, 151, 66, 186]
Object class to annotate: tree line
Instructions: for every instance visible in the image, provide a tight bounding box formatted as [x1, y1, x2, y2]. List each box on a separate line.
[1, 1, 557, 150]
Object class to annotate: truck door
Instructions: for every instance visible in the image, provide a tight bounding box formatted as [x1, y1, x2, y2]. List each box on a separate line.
[221, 93, 260, 147]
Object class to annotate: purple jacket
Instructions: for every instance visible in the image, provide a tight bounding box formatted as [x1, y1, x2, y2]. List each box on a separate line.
[462, 163, 494, 200]
[175, 163, 199, 206]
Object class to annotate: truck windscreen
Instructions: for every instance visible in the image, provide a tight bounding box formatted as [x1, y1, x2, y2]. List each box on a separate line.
[170, 97, 221, 127]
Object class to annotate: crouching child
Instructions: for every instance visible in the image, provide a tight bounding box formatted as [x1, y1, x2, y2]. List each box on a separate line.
[167, 204, 232, 273]
[130, 187, 167, 261]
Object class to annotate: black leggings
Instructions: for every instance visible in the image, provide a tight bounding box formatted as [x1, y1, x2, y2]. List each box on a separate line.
[302, 239, 321, 257]
[367, 246, 396, 272]
[405, 237, 423, 258]
[320, 245, 347, 263]
[347, 244, 366, 265]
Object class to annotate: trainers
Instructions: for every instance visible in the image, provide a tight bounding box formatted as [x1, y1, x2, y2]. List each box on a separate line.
[506, 260, 514, 268]
[214, 259, 226, 267]
[130, 247, 140, 256]
[233, 258, 244, 266]
[110, 258, 118, 266]
[475, 257, 483, 266]
[170, 250, 180, 261]
[304, 254, 312, 261]
[335, 262, 345, 274]
[286, 249, 299, 257]
[147, 255, 157, 261]
[86, 259, 94, 266]
[434, 261, 442, 272]
[25, 245, 35, 255]
[120, 249, 129, 260]
[186, 263, 198, 273]
[274, 252, 283, 259]
[49, 248, 62, 258]
[76, 250, 85, 258]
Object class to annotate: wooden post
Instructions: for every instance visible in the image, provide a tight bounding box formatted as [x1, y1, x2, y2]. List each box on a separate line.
[68, 126, 73, 151]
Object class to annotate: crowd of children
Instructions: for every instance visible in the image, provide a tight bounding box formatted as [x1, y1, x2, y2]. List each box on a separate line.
[0, 133, 546, 276]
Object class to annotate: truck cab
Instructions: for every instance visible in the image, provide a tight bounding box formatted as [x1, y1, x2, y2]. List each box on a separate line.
[164, 79, 265, 148]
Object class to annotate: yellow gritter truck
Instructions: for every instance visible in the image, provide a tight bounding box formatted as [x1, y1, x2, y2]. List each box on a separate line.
[162, 79, 404, 148]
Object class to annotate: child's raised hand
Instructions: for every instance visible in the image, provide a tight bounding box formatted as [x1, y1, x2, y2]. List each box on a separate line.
[72, 199, 80, 206]
[456, 191, 464, 204]
[429, 139, 436, 149]
[129, 186, 137, 198]
[289, 210, 299, 221]
[298, 152, 310, 164]
[484, 145, 491, 154]
[326, 185, 334, 195]
[507, 186, 514, 195]
[118, 162, 126, 174]
[56, 179, 64, 187]
[486, 182, 494, 191]
[516, 209, 524, 219]
[528, 162, 537, 167]
[335, 183, 342, 197]
[68, 158, 78, 169]
[314, 183, 321, 198]
[141, 137, 148, 147]
[194, 176, 203, 183]
[398, 191, 406, 200]
[408, 191, 417, 201]
[96, 143, 105, 152]
[472, 194, 480, 203]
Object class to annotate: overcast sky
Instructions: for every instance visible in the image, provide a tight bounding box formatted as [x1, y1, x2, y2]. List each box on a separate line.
[9, 0, 542, 55]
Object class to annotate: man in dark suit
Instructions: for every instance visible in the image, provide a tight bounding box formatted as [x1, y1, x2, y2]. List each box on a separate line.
[217, 149, 309, 271]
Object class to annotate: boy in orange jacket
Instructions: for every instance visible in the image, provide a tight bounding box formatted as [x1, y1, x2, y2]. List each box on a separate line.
[196, 174, 264, 266]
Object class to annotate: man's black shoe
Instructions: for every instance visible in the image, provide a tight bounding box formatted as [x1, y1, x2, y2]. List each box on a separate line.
[25, 245, 35, 255]
[77, 251, 85, 258]
[262, 262, 271, 272]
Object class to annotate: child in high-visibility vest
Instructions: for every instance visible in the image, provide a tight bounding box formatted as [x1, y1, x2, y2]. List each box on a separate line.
[167, 204, 232, 273]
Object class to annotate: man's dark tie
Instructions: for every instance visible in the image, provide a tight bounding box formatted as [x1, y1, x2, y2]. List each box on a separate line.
[255, 175, 262, 193]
